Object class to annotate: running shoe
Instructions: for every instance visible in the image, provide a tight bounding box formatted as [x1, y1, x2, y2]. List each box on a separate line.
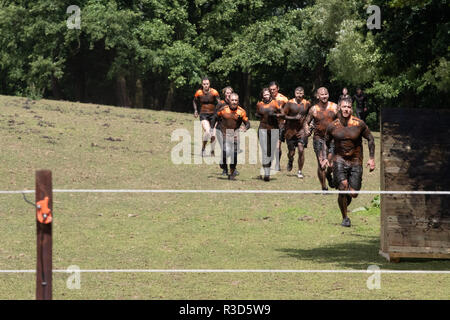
[341, 217, 351, 227]
[287, 160, 293, 172]
[297, 170, 304, 179]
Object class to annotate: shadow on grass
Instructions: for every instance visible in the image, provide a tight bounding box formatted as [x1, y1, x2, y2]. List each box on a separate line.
[277, 236, 450, 270]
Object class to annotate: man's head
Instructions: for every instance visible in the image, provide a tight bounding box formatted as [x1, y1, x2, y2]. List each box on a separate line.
[269, 81, 279, 98]
[229, 93, 239, 109]
[317, 87, 329, 104]
[338, 97, 353, 118]
[222, 86, 233, 101]
[356, 88, 362, 95]
[342, 87, 348, 95]
[294, 87, 304, 100]
[201, 77, 210, 91]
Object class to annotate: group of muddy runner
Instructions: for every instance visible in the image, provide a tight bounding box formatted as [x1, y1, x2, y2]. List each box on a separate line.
[192, 77, 375, 227]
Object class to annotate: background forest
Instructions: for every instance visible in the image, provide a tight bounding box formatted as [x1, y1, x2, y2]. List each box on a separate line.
[0, 0, 449, 129]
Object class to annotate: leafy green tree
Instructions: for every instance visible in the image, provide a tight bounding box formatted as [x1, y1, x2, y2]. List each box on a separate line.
[326, 19, 381, 87]
[367, 0, 449, 108]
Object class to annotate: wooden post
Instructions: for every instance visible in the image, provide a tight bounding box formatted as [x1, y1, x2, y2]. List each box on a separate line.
[36, 170, 52, 300]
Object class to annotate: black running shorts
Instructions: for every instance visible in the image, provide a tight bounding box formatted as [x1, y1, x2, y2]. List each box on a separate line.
[333, 160, 363, 191]
[199, 113, 216, 127]
[287, 136, 308, 150]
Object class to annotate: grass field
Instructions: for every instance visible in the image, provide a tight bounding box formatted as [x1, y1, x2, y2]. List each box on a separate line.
[0, 95, 448, 300]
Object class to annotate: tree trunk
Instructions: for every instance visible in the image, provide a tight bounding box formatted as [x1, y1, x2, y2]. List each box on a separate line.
[116, 75, 131, 107]
[163, 81, 175, 111]
[312, 63, 325, 97]
[51, 76, 63, 100]
[75, 69, 86, 102]
[243, 72, 251, 113]
[134, 79, 144, 108]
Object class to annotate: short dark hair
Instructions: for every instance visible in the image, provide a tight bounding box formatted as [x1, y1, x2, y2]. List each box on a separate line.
[268, 81, 279, 88]
[202, 76, 210, 82]
[339, 96, 353, 106]
[295, 86, 304, 92]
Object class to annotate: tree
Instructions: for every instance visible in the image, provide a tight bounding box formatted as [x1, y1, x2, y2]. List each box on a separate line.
[326, 19, 381, 87]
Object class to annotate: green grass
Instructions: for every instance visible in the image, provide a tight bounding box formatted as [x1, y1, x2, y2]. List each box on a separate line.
[0, 95, 448, 299]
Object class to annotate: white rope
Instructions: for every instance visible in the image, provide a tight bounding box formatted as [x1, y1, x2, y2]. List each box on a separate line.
[1, 269, 449, 274]
[0, 189, 449, 195]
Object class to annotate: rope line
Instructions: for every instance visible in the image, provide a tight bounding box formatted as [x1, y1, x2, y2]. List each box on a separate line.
[1, 269, 449, 274]
[0, 189, 449, 195]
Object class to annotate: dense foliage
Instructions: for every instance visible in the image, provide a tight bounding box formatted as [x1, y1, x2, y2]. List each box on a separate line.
[0, 0, 448, 127]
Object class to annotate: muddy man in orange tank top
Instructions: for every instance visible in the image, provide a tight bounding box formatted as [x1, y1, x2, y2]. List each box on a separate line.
[216, 93, 250, 180]
[282, 86, 311, 179]
[269, 81, 288, 172]
[304, 87, 338, 191]
[193, 77, 221, 157]
[255, 87, 283, 181]
[320, 97, 375, 227]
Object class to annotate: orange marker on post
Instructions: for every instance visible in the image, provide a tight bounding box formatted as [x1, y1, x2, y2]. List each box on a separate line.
[36, 196, 52, 224]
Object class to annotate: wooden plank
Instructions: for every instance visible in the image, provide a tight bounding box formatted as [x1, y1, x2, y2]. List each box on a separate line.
[388, 246, 450, 255]
[36, 170, 52, 300]
[388, 252, 450, 260]
[387, 229, 449, 248]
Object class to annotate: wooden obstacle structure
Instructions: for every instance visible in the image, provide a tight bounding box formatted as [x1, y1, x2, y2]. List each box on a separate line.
[380, 108, 450, 262]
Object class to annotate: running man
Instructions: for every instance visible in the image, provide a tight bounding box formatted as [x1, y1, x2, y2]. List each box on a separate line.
[216, 86, 234, 175]
[255, 88, 282, 181]
[269, 81, 288, 171]
[320, 97, 375, 227]
[193, 77, 220, 157]
[305, 87, 338, 190]
[216, 93, 250, 180]
[283, 87, 311, 178]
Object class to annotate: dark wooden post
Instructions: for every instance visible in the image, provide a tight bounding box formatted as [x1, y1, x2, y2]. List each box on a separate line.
[36, 170, 52, 300]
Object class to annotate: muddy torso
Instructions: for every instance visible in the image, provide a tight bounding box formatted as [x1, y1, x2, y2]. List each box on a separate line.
[311, 102, 338, 139]
[194, 88, 219, 114]
[256, 100, 281, 130]
[284, 98, 311, 140]
[327, 116, 369, 164]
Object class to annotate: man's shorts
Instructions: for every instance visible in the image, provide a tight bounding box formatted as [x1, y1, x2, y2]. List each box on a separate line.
[199, 113, 216, 127]
[333, 160, 363, 190]
[313, 138, 334, 158]
[287, 135, 308, 150]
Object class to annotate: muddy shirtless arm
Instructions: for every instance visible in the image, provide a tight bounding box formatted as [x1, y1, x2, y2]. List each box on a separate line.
[362, 123, 375, 171]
